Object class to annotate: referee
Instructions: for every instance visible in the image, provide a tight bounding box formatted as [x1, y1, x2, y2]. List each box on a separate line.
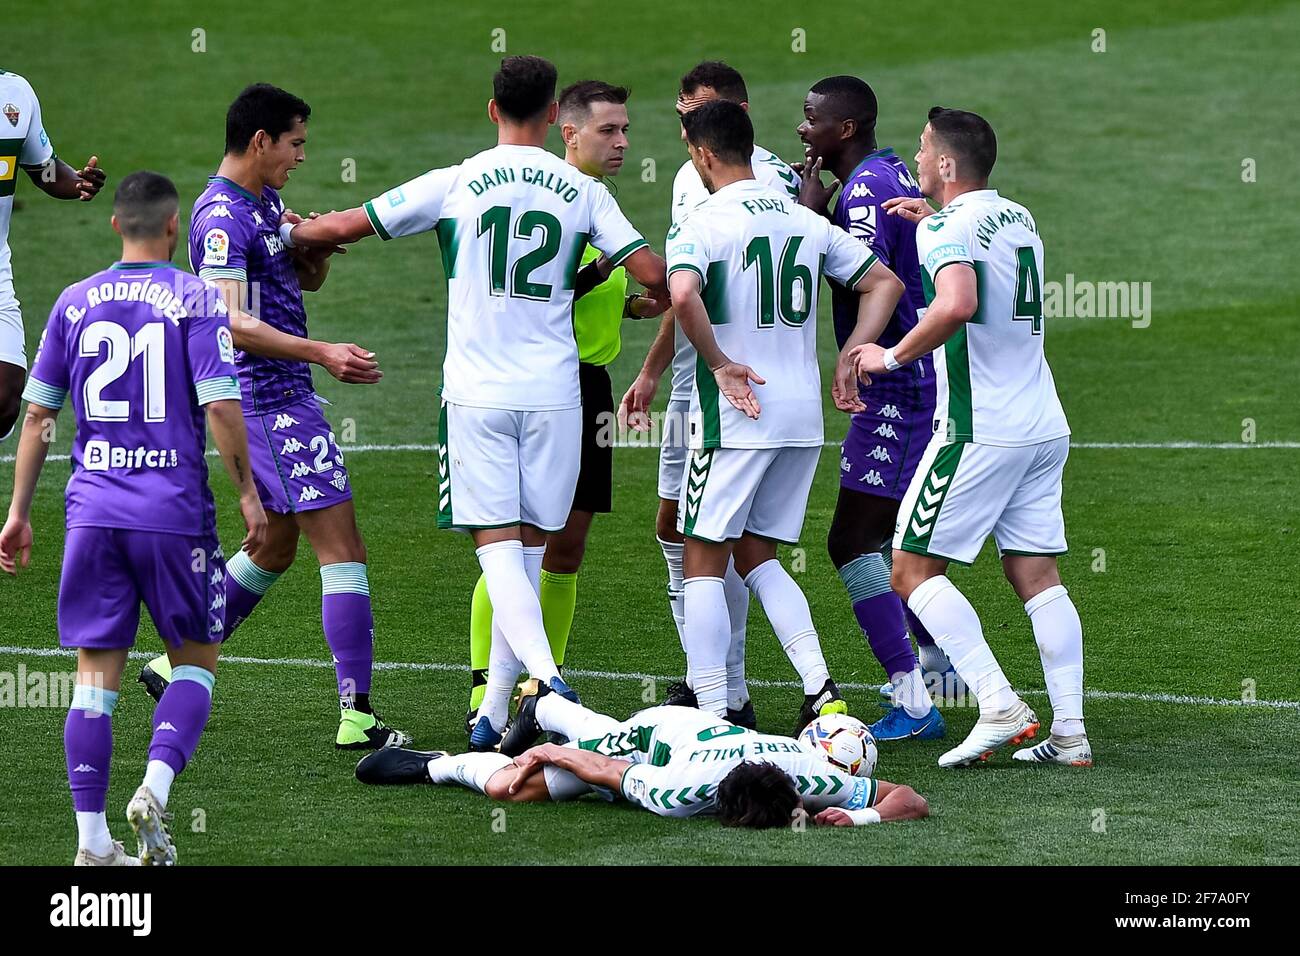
[465, 80, 663, 733]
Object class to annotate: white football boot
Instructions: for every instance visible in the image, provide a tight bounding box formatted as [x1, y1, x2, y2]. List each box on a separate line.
[126, 785, 177, 866]
[938, 698, 1039, 768]
[1014, 733, 1093, 766]
[74, 840, 142, 866]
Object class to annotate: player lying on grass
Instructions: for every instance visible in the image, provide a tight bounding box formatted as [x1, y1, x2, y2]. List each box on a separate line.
[0, 171, 267, 865]
[355, 680, 929, 829]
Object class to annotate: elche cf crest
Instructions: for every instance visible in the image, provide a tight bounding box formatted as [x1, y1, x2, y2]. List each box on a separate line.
[3, 103, 18, 127]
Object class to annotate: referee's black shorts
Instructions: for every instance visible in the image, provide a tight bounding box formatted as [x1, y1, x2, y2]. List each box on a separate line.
[572, 362, 614, 514]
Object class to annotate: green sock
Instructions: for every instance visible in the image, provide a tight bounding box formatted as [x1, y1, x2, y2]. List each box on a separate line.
[469, 574, 493, 711]
[539, 570, 578, 667]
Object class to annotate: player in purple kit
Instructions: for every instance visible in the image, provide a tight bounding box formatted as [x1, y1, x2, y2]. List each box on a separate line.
[796, 77, 949, 742]
[0, 171, 268, 865]
[137, 84, 410, 751]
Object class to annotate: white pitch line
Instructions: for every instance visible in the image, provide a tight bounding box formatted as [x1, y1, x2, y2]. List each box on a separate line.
[4, 439, 1297, 465]
[0, 645, 1295, 712]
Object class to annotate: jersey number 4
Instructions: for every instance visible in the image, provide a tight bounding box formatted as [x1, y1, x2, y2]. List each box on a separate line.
[743, 235, 813, 328]
[79, 321, 167, 422]
[1012, 246, 1044, 335]
[478, 205, 563, 301]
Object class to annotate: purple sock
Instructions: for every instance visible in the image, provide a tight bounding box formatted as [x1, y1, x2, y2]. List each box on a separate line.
[222, 551, 282, 637]
[321, 563, 374, 698]
[147, 667, 214, 774]
[65, 689, 116, 812]
[906, 606, 937, 648]
[839, 553, 918, 681]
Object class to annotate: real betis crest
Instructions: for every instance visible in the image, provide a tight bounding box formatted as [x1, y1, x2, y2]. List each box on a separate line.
[3, 103, 18, 127]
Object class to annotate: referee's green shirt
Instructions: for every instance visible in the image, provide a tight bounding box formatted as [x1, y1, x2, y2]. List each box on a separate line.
[574, 243, 628, 367]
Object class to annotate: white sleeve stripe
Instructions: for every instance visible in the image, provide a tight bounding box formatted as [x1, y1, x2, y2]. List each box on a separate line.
[198, 267, 247, 282]
[194, 375, 242, 405]
[21, 378, 67, 410]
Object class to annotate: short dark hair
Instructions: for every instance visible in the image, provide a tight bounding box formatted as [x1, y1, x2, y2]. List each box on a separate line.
[810, 75, 878, 142]
[680, 61, 748, 103]
[715, 762, 800, 830]
[225, 83, 310, 155]
[927, 106, 997, 181]
[113, 171, 179, 239]
[493, 55, 558, 122]
[557, 80, 630, 126]
[681, 99, 753, 166]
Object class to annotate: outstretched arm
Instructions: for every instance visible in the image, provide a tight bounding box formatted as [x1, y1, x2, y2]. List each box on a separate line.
[283, 207, 376, 248]
[26, 156, 105, 201]
[852, 263, 975, 378]
[507, 743, 631, 795]
[832, 260, 905, 411]
[813, 779, 929, 827]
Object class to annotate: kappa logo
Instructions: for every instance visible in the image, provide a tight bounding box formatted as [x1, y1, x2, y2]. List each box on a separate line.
[281, 437, 307, 455]
[272, 414, 300, 431]
[156, 721, 178, 733]
[848, 182, 874, 200]
[873, 423, 899, 439]
[909, 470, 952, 538]
[3, 102, 18, 127]
[299, 486, 324, 503]
[859, 469, 886, 487]
[330, 470, 348, 492]
[876, 404, 903, 419]
[210, 616, 224, 635]
[207, 204, 234, 220]
[840, 455, 851, 473]
[253, 211, 263, 226]
[212, 193, 234, 203]
[72, 763, 99, 773]
[209, 566, 224, 586]
[210, 592, 226, 612]
[867, 445, 894, 463]
[290, 461, 311, 479]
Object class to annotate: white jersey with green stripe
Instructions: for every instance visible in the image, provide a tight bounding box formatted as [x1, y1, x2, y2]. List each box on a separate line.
[601, 706, 877, 818]
[365, 144, 646, 411]
[917, 189, 1069, 446]
[667, 145, 800, 401]
[0, 71, 57, 308]
[666, 179, 876, 449]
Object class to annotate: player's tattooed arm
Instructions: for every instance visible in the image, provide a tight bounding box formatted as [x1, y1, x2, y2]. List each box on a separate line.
[851, 263, 975, 379]
[212, 279, 382, 385]
[0, 402, 60, 575]
[833, 260, 905, 410]
[204, 399, 268, 553]
[618, 313, 675, 432]
[669, 270, 764, 420]
[507, 743, 632, 795]
[26, 155, 105, 201]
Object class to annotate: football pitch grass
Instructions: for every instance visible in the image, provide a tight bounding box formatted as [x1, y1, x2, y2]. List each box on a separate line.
[2, 0, 1298, 865]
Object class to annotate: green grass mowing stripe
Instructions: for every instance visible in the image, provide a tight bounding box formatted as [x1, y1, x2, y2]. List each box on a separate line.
[4, 645, 1295, 712]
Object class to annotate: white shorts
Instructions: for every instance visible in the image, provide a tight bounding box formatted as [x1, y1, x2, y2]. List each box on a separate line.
[678, 445, 821, 544]
[894, 436, 1069, 565]
[437, 398, 581, 533]
[0, 301, 25, 370]
[656, 397, 691, 501]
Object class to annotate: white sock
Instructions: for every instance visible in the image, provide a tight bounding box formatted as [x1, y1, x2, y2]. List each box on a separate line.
[658, 537, 688, 653]
[536, 692, 620, 742]
[481, 622, 522, 734]
[909, 575, 1019, 713]
[426, 752, 512, 793]
[683, 576, 729, 716]
[744, 559, 830, 695]
[142, 759, 176, 808]
[723, 559, 750, 710]
[893, 666, 932, 718]
[476, 540, 558, 683]
[76, 811, 113, 856]
[522, 545, 546, 594]
[1026, 584, 1086, 736]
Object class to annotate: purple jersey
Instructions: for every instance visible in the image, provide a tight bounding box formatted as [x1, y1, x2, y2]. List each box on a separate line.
[23, 262, 241, 535]
[189, 175, 312, 414]
[830, 148, 931, 383]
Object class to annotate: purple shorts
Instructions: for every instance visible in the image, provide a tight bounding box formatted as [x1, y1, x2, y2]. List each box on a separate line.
[59, 527, 227, 649]
[246, 398, 352, 514]
[839, 385, 936, 501]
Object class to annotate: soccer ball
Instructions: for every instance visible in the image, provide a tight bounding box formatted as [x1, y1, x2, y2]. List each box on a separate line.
[800, 713, 878, 778]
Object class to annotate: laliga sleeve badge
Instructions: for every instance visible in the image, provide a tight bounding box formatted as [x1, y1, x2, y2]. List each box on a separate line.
[203, 228, 230, 266]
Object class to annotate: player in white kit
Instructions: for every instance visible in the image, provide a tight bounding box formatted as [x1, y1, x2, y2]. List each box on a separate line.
[282, 57, 669, 750]
[619, 62, 804, 727]
[852, 108, 1090, 769]
[356, 681, 929, 830]
[667, 101, 904, 734]
[0, 70, 106, 440]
